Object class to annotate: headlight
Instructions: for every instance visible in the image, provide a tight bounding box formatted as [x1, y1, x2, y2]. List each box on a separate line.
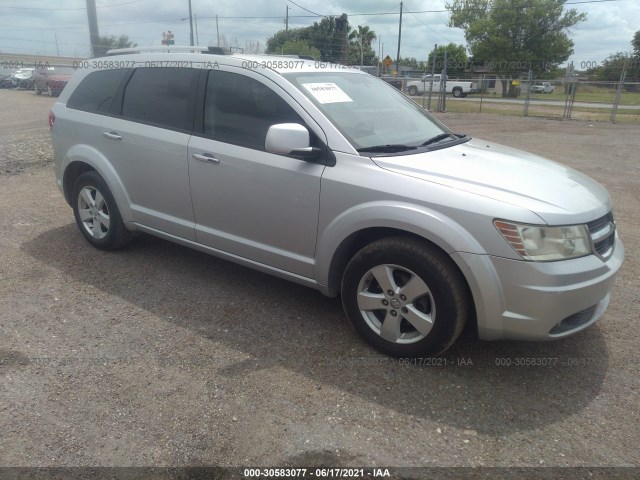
[494, 220, 591, 261]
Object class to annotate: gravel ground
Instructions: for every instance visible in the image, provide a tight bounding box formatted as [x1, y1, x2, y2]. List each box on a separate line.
[0, 88, 639, 474]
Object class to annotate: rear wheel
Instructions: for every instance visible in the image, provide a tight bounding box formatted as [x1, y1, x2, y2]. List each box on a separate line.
[72, 171, 132, 250]
[341, 237, 468, 357]
[452, 87, 463, 98]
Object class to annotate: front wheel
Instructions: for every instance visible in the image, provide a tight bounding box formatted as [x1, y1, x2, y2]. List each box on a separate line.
[72, 171, 132, 250]
[341, 237, 469, 357]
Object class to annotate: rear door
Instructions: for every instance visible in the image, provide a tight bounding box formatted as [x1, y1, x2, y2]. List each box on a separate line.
[102, 67, 198, 239]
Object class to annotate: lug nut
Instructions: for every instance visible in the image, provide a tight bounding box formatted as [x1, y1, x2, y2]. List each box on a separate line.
[382, 299, 389, 306]
[387, 290, 394, 296]
[390, 310, 397, 316]
[399, 294, 406, 301]
[401, 307, 408, 314]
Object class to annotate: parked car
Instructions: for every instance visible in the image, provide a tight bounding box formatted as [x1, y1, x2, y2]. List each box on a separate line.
[0, 68, 17, 88]
[406, 74, 476, 97]
[11, 68, 34, 89]
[530, 81, 555, 94]
[50, 48, 623, 358]
[34, 65, 76, 96]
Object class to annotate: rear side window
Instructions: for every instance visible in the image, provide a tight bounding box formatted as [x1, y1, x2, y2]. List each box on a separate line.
[67, 68, 128, 113]
[121, 67, 198, 131]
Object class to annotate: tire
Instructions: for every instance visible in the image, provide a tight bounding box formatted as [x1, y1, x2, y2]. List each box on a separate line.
[452, 87, 463, 98]
[72, 171, 132, 250]
[408, 86, 418, 96]
[341, 237, 468, 358]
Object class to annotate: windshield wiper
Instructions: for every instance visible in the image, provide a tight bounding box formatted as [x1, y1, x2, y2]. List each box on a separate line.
[421, 133, 456, 146]
[357, 144, 417, 153]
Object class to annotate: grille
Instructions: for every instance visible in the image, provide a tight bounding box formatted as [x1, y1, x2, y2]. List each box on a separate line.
[587, 212, 616, 260]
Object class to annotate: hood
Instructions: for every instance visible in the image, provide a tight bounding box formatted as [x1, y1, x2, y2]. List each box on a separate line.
[371, 138, 611, 225]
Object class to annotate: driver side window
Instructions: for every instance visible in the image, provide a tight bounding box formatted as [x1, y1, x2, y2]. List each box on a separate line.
[204, 70, 303, 150]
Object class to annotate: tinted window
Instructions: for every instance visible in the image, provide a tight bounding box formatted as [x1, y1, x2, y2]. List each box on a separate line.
[67, 68, 128, 113]
[204, 71, 302, 149]
[122, 68, 198, 131]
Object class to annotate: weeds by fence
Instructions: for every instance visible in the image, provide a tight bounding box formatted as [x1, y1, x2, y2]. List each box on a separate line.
[404, 75, 640, 124]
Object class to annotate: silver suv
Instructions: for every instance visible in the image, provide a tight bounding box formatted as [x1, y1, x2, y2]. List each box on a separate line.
[50, 48, 624, 357]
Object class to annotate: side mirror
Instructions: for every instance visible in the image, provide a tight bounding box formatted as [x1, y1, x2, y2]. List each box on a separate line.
[265, 123, 321, 159]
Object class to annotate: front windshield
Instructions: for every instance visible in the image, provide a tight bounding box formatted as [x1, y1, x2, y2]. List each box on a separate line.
[283, 71, 451, 151]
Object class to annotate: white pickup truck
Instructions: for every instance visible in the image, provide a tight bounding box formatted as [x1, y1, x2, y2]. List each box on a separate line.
[530, 81, 555, 94]
[405, 74, 476, 98]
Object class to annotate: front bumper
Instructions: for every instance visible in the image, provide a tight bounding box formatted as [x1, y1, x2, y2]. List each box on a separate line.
[451, 234, 624, 341]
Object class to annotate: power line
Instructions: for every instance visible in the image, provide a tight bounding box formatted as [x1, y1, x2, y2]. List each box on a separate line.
[287, 0, 322, 17]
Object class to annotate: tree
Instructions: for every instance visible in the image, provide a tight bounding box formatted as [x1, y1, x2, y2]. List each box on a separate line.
[278, 40, 321, 59]
[397, 57, 428, 70]
[427, 43, 468, 78]
[448, 0, 586, 95]
[267, 14, 350, 63]
[93, 34, 137, 57]
[348, 25, 377, 66]
[586, 30, 640, 87]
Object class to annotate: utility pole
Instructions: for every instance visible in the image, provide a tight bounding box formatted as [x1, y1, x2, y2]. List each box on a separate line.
[285, 5, 289, 31]
[85, 0, 100, 57]
[216, 15, 220, 46]
[54, 33, 60, 56]
[188, 0, 194, 46]
[195, 14, 199, 45]
[395, 1, 403, 75]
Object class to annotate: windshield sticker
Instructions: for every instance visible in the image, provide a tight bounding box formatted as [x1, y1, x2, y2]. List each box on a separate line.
[302, 83, 353, 104]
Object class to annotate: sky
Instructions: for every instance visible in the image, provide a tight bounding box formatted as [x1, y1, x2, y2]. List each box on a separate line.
[0, 0, 638, 70]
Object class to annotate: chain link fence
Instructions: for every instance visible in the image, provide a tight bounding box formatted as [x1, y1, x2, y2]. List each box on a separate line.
[405, 72, 640, 124]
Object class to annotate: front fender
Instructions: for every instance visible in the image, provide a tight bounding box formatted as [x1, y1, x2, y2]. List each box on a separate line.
[314, 200, 486, 286]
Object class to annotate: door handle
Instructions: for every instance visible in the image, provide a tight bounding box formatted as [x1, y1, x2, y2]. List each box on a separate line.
[102, 131, 122, 140]
[192, 153, 220, 164]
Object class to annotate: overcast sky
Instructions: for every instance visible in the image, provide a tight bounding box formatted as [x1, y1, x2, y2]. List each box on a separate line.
[0, 0, 638, 69]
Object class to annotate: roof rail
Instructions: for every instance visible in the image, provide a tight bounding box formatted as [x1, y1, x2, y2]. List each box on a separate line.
[106, 46, 211, 55]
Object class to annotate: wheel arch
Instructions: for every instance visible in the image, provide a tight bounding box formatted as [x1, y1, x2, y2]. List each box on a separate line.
[325, 226, 479, 337]
[60, 146, 134, 223]
[319, 201, 479, 284]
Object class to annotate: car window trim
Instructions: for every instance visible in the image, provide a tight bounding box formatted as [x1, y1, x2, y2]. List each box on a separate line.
[192, 67, 335, 166]
[113, 67, 201, 134]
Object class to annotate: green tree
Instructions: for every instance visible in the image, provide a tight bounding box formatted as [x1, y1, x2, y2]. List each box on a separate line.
[586, 30, 640, 87]
[448, 0, 586, 95]
[633, 29, 640, 58]
[94, 34, 137, 57]
[348, 25, 377, 66]
[427, 43, 468, 77]
[278, 39, 321, 59]
[267, 14, 350, 63]
[397, 57, 428, 70]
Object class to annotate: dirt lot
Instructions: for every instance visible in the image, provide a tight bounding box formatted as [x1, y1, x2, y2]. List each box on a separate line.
[0, 89, 638, 474]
